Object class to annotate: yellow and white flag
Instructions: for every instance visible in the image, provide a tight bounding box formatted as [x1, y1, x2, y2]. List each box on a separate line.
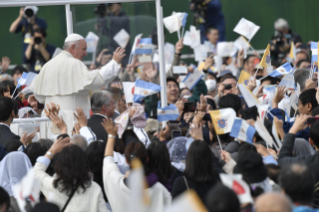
[259, 44, 272, 73]
[238, 70, 252, 86]
[210, 108, 236, 135]
[289, 41, 296, 61]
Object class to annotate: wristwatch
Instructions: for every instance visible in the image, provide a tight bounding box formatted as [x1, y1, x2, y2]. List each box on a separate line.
[46, 151, 53, 159]
[108, 134, 116, 138]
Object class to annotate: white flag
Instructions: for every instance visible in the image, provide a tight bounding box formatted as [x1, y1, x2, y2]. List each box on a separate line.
[123, 82, 135, 103]
[113, 29, 130, 48]
[85, 31, 99, 53]
[233, 18, 260, 40]
[217, 42, 237, 57]
[254, 118, 274, 148]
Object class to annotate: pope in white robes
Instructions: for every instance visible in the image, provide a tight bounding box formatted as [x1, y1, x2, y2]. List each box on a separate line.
[30, 33, 126, 138]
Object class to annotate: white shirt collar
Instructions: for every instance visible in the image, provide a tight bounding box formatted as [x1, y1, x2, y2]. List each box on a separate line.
[0, 123, 10, 128]
[93, 113, 108, 119]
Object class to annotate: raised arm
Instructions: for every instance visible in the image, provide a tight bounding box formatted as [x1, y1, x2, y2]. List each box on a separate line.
[9, 7, 24, 33]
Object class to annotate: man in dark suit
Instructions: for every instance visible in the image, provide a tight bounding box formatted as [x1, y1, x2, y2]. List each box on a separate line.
[278, 115, 319, 208]
[88, 91, 116, 143]
[0, 97, 20, 146]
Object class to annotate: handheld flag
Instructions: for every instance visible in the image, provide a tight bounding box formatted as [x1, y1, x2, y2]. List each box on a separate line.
[257, 105, 269, 122]
[238, 84, 260, 108]
[113, 29, 130, 48]
[210, 108, 236, 135]
[220, 173, 253, 204]
[12, 169, 41, 211]
[233, 18, 260, 40]
[238, 70, 252, 86]
[254, 118, 274, 148]
[230, 118, 256, 143]
[182, 13, 188, 27]
[127, 158, 150, 212]
[233, 36, 250, 51]
[157, 102, 180, 122]
[272, 119, 282, 150]
[163, 13, 182, 34]
[268, 62, 292, 78]
[133, 80, 161, 102]
[278, 72, 295, 90]
[259, 44, 272, 73]
[217, 42, 237, 57]
[85, 31, 99, 53]
[311, 41, 318, 64]
[289, 42, 297, 62]
[17, 72, 28, 89]
[164, 190, 207, 212]
[123, 82, 135, 103]
[182, 70, 204, 90]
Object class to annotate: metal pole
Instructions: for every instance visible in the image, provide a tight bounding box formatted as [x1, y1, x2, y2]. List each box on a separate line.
[12, 117, 50, 124]
[65, 4, 73, 35]
[155, 0, 167, 108]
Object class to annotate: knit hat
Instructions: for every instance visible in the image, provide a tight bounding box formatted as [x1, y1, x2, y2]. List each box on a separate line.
[233, 151, 268, 183]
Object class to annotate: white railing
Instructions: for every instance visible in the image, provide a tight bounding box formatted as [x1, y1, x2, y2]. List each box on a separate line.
[12, 117, 50, 124]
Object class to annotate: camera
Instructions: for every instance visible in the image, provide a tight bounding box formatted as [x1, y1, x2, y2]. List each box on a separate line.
[223, 84, 232, 90]
[34, 37, 42, 44]
[274, 30, 285, 47]
[25, 8, 34, 18]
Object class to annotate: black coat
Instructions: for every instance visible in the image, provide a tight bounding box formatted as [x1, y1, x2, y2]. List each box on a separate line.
[0, 125, 20, 146]
[87, 115, 108, 143]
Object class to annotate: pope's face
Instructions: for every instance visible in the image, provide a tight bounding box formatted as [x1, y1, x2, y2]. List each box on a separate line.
[73, 40, 87, 61]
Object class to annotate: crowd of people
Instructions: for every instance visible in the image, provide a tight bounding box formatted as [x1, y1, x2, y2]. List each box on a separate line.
[0, 3, 318, 212]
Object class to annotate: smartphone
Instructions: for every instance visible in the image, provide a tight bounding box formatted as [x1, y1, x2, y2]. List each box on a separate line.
[171, 130, 181, 139]
[207, 52, 214, 58]
[184, 102, 195, 112]
[307, 117, 319, 125]
[37, 102, 44, 110]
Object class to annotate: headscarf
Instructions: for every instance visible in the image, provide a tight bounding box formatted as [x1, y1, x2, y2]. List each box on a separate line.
[293, 138, 315, 157]
[0, 152, 32, 197]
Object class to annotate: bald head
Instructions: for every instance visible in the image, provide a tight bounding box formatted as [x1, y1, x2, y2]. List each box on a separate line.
[255, 192, 292, 212]
[63, 34, 87, 61]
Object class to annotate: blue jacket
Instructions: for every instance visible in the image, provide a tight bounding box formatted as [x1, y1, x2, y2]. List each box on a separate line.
[268, 108, 309, 141]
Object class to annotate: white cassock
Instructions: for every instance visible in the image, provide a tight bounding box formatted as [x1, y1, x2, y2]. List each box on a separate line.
[29, 50, 120, 138]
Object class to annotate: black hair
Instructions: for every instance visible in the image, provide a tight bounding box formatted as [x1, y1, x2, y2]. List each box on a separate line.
[220, 75, 236, 83]
[266, 164, 281, 184]
[0, 186, 10, 210]
[31, 202, 59, 212]
[294, 69, 310, 91]
[243, 55, 257, 65]
[12, 99, 19, 117]
[278, 163, 314, 205]
[0, 81, 11, 97]
[240, 106, 258, 120]
[218, 94, 241, 115]
[33, 27, 47, 38]
[85, 141, 107, 201]
[312, 106, 319, 117]
[166, 76, 179, 90]
[299, 89, 318, 111]
[184, 140, 215, 182]
[206, 183, 240, 212]
[124, 140, 148, 171]
[4, 139, 22, 152]
[271, 60, 281, 69]
[260, 76, 281, 85]
[296, 51, 310, 61]
[146, 141, 174, 185]
[310, 121, 319, 148]
[38, 138, 54, 150]
[24, 143, 47, 166]
[11, 65, 28, 77]
[238, 142, 257, 156]
[296, 59, 311, 68]
[57, 134, 70, 140]
[205, 27, 218, 35]
[53, 145, 91, 195]
[0, 97, 14, 122]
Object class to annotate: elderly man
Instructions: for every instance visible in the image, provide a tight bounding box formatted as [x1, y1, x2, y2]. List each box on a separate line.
[87, 90, 115, 142]
[30, 33, 125, 137]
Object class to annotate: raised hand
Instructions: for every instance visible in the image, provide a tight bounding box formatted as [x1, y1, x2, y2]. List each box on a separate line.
[272, 86, 286, 108]
[44, 102, 60, 117]
[204, 54, 214, 70]
[1, 57, 11, 72]
[20, 132, 36, 146]
[49, 113, 67, 134]
[220, 150, 232, 163]
[112, 47, 126, 64]
[189, 124, 204, 141]
[74, 107, 87, 128]
[159, 124, 169, 141]
[175, 39, 184, 54]
[48, 137, 72, 156]
[197, 94, 207, 112]
[192, 111, 205, 127]
[101, 118, 118, 136]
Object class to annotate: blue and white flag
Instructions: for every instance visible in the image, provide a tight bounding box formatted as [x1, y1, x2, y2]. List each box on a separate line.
[230, 118, 256, 144]
[157, 102, 179, 122]
[134, 48, 153, 55]
[133, 79, 161, 102]
[139, 38, 152, 45]
[16, 72, 28, 89]
[311, 41, 318, 63]
[182, 13, 188, 27]
[269, 62, 292, 78]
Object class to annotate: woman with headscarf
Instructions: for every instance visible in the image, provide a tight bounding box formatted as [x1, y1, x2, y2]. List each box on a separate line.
[0, 152, 33, 212]
[293, 138, 315, 157]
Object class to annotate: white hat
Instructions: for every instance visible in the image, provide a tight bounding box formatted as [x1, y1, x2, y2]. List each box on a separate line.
[274, 18, 289, 30]
[64, 33, 85, 43]
[24, 6, 38, 15]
